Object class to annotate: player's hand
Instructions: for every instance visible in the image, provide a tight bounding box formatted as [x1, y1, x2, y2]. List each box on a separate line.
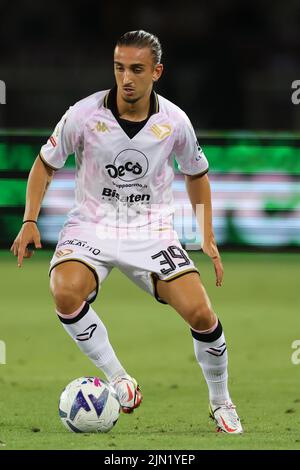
[211, 255, 224, 287]
[10, 222, 42, 267]
[201, 238, 224, 287]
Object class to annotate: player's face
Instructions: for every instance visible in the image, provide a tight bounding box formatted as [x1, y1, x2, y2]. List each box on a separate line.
[114, 45, 163, 104]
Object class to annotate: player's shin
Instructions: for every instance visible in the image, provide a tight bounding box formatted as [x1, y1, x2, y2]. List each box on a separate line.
[56, 301, 126, 381]
[191, 319, 230, 405]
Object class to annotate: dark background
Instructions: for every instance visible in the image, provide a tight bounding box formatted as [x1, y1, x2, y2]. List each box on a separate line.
[1, 0, 300, 130]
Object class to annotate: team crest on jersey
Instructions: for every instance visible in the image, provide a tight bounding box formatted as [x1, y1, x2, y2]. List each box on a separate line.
[150, 123, 172, 140]
[93, 121, 110, 133]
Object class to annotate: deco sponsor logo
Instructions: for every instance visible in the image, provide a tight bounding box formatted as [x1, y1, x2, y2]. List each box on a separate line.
[106, 149, 149, 182]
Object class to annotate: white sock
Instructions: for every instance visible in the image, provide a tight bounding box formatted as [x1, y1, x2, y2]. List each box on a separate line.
[57, 302, 126, 381]
[191, 319, 230, 405]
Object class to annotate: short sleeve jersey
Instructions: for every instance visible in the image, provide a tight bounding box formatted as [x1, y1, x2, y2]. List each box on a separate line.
[40, 89, 209, 228]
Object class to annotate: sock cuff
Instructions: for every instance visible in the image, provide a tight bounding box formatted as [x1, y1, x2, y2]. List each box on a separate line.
[192, 318, 218, 335]
[191, 319, 223, 342]
[57, 302, 90, 324]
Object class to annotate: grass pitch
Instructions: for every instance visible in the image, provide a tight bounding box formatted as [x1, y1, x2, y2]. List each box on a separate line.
[0, 250, 299, 450]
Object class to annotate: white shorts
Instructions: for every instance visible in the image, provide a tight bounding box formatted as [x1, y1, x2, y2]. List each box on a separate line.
[49, 224, 199, 304]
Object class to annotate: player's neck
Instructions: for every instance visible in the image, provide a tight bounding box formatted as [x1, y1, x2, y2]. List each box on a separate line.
[116, 90, 151, 122]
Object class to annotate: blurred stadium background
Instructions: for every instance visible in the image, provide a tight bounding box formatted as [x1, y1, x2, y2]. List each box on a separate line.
[1, 0, 300, 451]
[1, 0, 300, 250]
[1, 130, 300, 249]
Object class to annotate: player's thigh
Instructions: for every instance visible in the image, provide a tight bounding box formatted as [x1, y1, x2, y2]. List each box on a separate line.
[156, 272, 212, 323]
[50, 261, 97, 299]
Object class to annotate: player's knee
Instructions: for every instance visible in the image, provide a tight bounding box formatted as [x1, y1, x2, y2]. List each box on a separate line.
[50, 277, 86, 315]
[186, 301, 216, 331]
[51, 286, 84, 314]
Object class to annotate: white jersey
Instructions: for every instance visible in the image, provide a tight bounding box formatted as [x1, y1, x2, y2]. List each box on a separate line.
[40, 89, 209, 229]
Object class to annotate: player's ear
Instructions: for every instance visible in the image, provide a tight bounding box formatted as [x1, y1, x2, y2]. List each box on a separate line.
[153, 63, 163, 82]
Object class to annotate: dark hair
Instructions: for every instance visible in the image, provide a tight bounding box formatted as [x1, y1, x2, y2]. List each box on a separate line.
[116, 30, 162, 65]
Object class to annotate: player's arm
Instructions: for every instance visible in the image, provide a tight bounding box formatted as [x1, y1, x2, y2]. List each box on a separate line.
[10, 156, 54, 267]
[11, 104, 77, 267]
[185, 173, 224, 287]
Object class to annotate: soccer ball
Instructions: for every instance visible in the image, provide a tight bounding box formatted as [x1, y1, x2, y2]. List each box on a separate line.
[59, 376, 121, 433]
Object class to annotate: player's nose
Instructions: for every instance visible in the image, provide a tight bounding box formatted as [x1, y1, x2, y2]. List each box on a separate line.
[122, 70, 133, 85]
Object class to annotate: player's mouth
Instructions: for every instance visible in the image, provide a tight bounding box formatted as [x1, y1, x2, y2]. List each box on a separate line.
[123, 87, 135, 97]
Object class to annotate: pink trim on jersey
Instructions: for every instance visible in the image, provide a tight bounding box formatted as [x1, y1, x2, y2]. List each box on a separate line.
[56, 301, 86, 319]
[192, 319, 218, 334]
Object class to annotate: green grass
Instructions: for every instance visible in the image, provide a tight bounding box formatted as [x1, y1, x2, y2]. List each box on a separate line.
[0, 250, 300, 450]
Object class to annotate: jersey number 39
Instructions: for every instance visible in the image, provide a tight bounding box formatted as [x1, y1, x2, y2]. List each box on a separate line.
[151, 246, 190, 275]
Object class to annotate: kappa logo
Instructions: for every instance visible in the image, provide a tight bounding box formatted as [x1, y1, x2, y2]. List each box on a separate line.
[76, 324, 97, 342]
[150, 123, 172, 140]
[55, 249, 73, 258]
[93, 121, 110, 133]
